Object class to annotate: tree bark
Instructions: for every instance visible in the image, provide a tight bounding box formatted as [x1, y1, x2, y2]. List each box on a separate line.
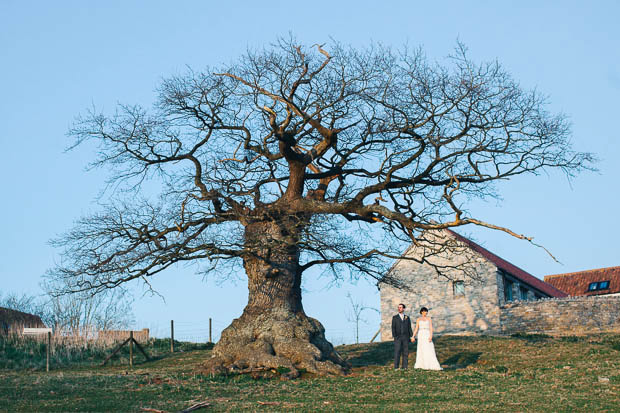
[203, 219, 349, 378]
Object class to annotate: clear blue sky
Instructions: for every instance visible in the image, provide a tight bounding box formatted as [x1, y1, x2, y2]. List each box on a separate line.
[1, 1, 618, 344]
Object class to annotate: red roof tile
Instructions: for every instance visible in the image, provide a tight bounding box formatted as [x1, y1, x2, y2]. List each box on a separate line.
[446, 230, 568, 298]
[544, 266, 620, 297]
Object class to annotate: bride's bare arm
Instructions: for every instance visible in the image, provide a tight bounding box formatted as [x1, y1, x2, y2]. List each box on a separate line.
[429, 318, 433, 342]
[412, 319, 419, 342]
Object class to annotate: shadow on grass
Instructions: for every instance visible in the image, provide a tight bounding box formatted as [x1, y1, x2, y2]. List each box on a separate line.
[510, 332, 552, 344]
[340, 341, 398, 367]
[607, 339, 620, 352]
[341, 340, 483, 371]
[440, 351, 482, 370]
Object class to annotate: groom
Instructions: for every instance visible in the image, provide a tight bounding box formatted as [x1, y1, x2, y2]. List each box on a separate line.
[391, 303, 413, 369]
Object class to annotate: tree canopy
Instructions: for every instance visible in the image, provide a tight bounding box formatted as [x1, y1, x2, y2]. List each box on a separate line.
[48, 38, 594, 377]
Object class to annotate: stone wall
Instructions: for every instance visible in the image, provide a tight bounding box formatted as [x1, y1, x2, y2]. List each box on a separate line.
[378, 231, 613, 339]
[380, 257, 503, 340]
[496, 270, 549, 306]
[500, 296, 620, 335]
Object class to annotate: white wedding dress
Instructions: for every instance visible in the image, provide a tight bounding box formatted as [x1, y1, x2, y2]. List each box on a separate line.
[414, 319, 443, 370]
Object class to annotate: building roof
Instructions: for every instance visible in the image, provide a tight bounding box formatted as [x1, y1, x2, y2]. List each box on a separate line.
[544, 266, 620, 297]
[446, 230, 568, 298]
[0, 307, 46, 329]
[382, 229, 568, 298]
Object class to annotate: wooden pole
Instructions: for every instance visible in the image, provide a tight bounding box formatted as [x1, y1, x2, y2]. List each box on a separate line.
[101, 337, 132, 366]
[370, 328, 381, 343]
[46, 331, 51, 372]
[170, 320, 174, 353]
[129, 331, 134, 368]
[209, 318, 212, 343]
[101, 334, 150, 367]
[131, 337, 150, 361]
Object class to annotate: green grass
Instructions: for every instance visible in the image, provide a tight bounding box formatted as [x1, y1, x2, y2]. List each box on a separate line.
[1, 334, 619, 412]
[0, 335, 213, 370]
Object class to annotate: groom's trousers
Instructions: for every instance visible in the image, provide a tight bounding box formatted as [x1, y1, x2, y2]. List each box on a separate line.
[394, 337, 410, 369]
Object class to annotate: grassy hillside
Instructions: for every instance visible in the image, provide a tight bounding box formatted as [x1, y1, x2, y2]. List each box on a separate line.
[0, 335, 212, 370]
[1, 334, 619, 412]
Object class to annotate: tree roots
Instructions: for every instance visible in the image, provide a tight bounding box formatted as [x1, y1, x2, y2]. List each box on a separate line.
[202, 309, 349, 379]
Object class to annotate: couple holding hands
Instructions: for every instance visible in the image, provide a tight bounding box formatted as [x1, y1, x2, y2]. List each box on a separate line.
[391, 304, 442, 370]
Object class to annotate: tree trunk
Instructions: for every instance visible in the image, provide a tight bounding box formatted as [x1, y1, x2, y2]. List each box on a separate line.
[203, 219, 349, 378]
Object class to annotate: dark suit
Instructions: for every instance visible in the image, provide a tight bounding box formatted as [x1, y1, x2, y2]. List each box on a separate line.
[392, 314, 413, 369]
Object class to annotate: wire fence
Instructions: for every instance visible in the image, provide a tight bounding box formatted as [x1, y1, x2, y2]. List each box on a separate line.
[145, 319, 229, 343]
[324, 328, 381, 346]
[144, 319, 380, 346]
[0, 318, 382, 372]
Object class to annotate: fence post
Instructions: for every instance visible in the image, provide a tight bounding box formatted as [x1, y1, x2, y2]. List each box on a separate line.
[170, 320, 174, 353]
[129, 331, 134, 368]
[209, 318, 212, 343]
[370, 328, 381, 343]
[46, 331, 51, 372]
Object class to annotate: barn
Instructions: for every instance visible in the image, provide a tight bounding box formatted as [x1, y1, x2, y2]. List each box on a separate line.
[0, 307, 46, 335]
[378, 230, 567, 339]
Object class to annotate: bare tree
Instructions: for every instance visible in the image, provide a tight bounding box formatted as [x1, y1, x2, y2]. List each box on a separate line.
[0, 289, 133, 333]
[346, 292, 378, 344]
[0, 292, 43, 315]
[45, 287, 134, 334]
[47, 38, 594, 377]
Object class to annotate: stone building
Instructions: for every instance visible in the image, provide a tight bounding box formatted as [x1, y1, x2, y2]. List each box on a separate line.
[544, 266, 620, 297]
[379, 230, 567, 340]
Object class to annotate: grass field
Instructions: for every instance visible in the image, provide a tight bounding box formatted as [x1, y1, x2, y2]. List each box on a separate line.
[0, 335, 212, 371]
[1, 334, 619, 412]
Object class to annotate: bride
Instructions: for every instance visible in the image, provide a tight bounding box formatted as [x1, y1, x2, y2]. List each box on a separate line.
[412, 307, 443, 370]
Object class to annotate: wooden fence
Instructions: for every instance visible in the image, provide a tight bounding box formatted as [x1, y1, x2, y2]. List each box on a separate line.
[98, 328, 150, 342]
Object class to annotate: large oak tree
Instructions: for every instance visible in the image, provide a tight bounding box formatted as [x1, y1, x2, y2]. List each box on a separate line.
[49, 39, 593, 377]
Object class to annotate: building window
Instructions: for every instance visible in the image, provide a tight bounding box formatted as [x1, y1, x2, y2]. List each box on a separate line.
[520, 286, 529, 301]
[453, 280, 465, 296]
[587, 281, 610, 291]
[504, 278, 514, 302]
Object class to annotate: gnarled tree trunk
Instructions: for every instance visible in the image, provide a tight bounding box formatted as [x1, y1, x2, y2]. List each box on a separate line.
[204, 219, 349, 378]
